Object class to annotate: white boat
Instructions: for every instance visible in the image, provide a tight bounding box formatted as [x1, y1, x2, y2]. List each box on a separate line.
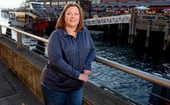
[7, 2, 58, 31]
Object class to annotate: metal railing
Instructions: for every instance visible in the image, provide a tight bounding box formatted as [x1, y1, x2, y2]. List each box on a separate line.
[84, 14, 131, 26]
[0, 24, 170, 105]
[137, 14, 170, 21]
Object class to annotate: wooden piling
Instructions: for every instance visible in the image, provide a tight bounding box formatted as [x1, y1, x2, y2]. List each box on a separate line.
[163, 22, 170, 50]
[128, 12, 137, 44]
[0, 26, 2, 38]
[145, 20, 152, 48]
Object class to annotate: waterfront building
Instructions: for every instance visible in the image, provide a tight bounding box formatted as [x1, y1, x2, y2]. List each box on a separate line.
[25, 0, 170, 12]
[92, 0, 170, 16]
[25, 0, 91, 18]
[25, 0, 90, 8]
[95, 0, 170, 9]
[25, 0, 170, 8]
[24, 0, 170, 17]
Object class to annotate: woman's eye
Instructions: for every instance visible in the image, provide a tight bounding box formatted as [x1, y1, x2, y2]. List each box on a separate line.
[66, 12, 71, 15]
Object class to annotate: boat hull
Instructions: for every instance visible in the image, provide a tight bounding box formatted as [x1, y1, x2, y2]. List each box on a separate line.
[9, 19, 56, 31]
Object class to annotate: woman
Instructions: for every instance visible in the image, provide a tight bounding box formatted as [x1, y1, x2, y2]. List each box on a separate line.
[40, 2, 96, 105]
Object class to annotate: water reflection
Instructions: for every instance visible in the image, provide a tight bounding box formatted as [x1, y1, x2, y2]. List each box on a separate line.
[94, 41, 167, 73]
[90, 39, 168, 104]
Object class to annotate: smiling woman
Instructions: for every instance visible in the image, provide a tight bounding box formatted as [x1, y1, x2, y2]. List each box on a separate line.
[0, 0, 23, 8]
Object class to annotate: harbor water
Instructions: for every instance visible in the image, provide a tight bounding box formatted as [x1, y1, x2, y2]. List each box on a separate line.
[0, 11, 169, 105]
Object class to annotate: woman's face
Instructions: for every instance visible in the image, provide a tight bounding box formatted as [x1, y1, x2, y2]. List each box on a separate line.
[65, 6, 80, 28]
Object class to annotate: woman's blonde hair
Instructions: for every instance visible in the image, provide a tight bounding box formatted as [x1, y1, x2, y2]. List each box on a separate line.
[55, 2, 84, 32]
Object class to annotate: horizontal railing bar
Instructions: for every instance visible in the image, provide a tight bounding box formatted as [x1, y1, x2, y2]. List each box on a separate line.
[0, 24, 48, 44]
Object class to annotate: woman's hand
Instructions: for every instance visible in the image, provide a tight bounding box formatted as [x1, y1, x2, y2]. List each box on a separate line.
[78, 74, 89, 83]
[83, 70, 92, 76]
[78, 70, 92, 82]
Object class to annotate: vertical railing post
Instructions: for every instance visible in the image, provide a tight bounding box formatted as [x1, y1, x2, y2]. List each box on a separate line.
[0, 26, 2, 38]
[16, 32, 22, 48]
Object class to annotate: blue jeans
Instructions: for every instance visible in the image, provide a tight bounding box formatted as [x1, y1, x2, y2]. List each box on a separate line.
[41, 84, 83, 105]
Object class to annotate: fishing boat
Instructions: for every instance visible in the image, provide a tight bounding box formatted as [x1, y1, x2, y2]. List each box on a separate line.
[8, 2, 58, 31]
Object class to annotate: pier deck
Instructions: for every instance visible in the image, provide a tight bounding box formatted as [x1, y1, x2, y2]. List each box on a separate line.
[0, 60, 43, 105]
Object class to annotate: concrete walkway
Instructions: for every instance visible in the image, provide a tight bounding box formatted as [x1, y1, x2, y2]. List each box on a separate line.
[0, 61, 44, 105]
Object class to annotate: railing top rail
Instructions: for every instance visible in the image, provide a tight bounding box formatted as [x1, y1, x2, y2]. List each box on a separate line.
[137, 14, 170, 21]
[0, 24, 48, 44]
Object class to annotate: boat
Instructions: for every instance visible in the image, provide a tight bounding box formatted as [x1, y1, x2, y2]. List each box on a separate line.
[7, 2, 58, 31]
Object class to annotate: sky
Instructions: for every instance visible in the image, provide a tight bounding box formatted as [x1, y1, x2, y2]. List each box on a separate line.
[0, 0, 24, 9]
